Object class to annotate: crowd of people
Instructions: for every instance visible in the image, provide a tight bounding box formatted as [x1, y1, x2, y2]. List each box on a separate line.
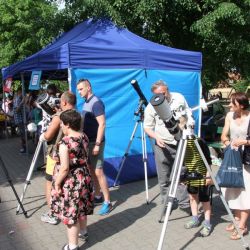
[0, 79, 249, 249]
[1, 82, 112, 249]
[0, 87, 43, 151]
[37, 80, 112, 250]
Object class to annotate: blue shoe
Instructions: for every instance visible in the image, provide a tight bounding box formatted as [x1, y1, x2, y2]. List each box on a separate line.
[98, 202, 112, 215]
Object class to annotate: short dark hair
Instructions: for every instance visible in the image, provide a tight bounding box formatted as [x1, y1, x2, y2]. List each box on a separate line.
[77, 78, 91, 87]
[231, 92, 249, 110]
[60, 110, 81, 131]
[47, 84, 57, 96]
[61, 91, 76, 106]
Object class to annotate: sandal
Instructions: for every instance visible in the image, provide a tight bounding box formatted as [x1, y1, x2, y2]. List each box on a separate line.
[225, 219, 240, 232]
[226, 223, 235, 232]
[230, 228, 248, 240]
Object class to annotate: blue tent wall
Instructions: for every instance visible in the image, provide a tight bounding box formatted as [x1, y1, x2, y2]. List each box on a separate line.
[70, 68, 201, 186]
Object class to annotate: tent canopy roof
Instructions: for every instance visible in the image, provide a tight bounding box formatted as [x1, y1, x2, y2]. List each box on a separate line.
[2, 19, 202, 80]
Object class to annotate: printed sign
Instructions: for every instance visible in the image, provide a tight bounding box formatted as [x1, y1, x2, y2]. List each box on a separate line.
[29, 71, 42, 90]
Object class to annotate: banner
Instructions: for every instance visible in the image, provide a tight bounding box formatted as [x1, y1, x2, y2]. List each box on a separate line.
[3, 77, 13, 92]
[29, 71, 42, 90]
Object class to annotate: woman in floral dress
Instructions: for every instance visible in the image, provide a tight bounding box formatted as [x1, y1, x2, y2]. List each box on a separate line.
[50, 110, 94, 250]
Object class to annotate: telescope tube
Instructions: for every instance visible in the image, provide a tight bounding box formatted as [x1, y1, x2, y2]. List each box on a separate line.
[131, 80, 148, 106]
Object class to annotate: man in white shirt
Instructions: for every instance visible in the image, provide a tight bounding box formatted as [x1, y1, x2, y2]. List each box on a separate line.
[144, 80, 192, 210]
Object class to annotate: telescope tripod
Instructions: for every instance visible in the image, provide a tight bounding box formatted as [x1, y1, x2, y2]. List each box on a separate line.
[113, 102, 152, 204]
[16, 140, 45, 214]
[157, 135, 250, 250]
[0, 155, 27, 218]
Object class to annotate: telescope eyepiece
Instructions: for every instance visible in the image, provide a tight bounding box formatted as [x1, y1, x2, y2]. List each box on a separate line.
[131, 79, 137, 85]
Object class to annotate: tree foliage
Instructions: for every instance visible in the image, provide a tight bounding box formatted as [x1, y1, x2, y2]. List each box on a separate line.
[0, 0, 249, 90]
[0, 0, 60, 69]
[59, 0, 250, 88]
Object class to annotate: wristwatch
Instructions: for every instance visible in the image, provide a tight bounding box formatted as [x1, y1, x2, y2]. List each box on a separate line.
[95, 141, 101, 146]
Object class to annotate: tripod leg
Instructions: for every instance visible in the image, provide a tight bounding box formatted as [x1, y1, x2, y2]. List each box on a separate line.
[0, 156, 28, 218]
[158, 139, 185, 222]
[158, 139, 187, 250]
[194, 140, 250, 250]
[16, 140, 43, 214]
[43, 141, 47, 164]
[113, 121, 140, 186]
[141, 122, 149, 204]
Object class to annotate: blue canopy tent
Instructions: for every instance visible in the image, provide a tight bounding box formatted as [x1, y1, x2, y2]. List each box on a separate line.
[2, 19, 202, 186]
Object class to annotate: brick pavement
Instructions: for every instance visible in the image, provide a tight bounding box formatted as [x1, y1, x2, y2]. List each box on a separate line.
[0, 137, 249, 250]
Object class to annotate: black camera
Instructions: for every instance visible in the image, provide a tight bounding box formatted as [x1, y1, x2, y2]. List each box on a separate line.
[180, 166, 204, 182]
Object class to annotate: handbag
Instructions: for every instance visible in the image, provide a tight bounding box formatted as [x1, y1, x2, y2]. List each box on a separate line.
[216, 145, 245, 188]
[242, 119, 250, 165]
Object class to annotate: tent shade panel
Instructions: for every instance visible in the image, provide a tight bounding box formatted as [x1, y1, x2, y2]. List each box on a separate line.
[2, 19, 202, 79]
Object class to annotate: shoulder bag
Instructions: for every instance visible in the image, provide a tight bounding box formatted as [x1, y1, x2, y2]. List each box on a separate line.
[216, 145, 244, 188]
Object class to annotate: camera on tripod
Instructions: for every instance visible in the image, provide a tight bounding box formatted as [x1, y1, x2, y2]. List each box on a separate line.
[36, 93, 60, 117]
[180, 166, 204, 182]
[36, 93, 61, 132]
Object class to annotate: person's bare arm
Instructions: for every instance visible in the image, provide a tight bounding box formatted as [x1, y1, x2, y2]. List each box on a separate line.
[144, 105, 165, 148]
[221, 113, 231, 147]
[144, 127, 165, 148]
[44, 115, 60, 141]
[54, 144, 69, 194]
[92, 114, 105, 155]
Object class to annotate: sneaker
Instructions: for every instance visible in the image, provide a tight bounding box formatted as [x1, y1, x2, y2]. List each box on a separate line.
[94, 196, 104, 205]
[41, 212, 59, 225]
[98, 202, 112, 215]
[62, 244, 79, 250]
[200, 223, 212, 237]
[184, 219, 200, 229]
[79, 232, 88, 241]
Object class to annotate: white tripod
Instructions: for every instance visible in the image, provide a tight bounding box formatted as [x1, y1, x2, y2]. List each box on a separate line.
[16, 140, 45, 214]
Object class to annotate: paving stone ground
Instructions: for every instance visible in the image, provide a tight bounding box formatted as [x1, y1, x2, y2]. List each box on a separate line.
[0, 137, 249, 250]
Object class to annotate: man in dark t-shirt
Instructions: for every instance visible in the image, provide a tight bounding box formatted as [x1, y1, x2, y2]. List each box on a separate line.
[77, 79, 112, 216]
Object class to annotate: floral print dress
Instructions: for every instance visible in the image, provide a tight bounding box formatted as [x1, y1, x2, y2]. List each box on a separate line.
[50, 135, 94, 225]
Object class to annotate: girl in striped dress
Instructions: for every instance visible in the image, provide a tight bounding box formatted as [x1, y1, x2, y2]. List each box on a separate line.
[183, 138, 212, 237]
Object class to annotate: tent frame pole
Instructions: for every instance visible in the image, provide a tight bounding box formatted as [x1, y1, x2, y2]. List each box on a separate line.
[20, 72, 29, 154]
[1, 78, 9, 138]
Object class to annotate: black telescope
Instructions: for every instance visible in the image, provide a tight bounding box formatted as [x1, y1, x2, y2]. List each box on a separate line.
[131, 80, 148, 106]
